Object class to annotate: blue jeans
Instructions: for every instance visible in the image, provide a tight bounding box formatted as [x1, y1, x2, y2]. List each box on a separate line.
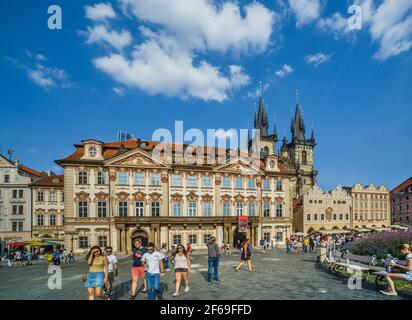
[207, 257, 219, 282]
[303, 245, 307, 253]
[163, 258, 169, 270]
[286, 244, 291, 253]
[146, 273, 160, 300]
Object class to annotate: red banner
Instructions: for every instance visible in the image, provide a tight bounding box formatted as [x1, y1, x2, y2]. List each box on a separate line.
[237, 216, 248, 233]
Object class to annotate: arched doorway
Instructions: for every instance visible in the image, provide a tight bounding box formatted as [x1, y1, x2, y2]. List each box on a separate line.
[131, 229, 149, 249]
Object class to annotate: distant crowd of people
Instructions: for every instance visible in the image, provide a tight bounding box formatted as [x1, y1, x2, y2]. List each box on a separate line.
[285, 232, 369, 254]
[1, 247, 75, 267]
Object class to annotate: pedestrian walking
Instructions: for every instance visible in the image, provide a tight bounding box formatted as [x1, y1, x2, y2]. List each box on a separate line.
[303, 237, 309, 253]
[235, 238, 254, 272]
[309, 236, 315, 252]
[68, 250, 75, 263]
[285, 238, 291, 254]
[84, 246, 109, 300]
[26, 251, 33, 265]
[170, 245, 177, 264]
[206, 236, 220, 284]
[52, 249, 61, 265]
[141, 243, 165, 300]
[172, 244, 191, 297]
[130, 239, 147, 299]
[160, 244, 170, 271]
[104, 246, 118, 297]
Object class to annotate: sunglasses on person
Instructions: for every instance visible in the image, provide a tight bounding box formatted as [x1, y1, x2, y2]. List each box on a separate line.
[148, 247, 154, 251]
[178, 246, 183, 250]
[105, 250, 112, 254]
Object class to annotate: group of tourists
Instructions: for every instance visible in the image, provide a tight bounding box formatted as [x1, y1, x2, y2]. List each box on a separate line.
[83, 236, 257, 300]
[1, 247, 76, 268]
[45, 249, 75, 265]
[285, 232, 370, 254]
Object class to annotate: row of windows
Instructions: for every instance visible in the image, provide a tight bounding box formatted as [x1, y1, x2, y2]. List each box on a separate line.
[354, 202, 388, 209]
[354, 194, 388, 199]
[396, 216, 411, 222]
[306, 213, 349, 221]
[77, 201, 284, 217]
[354, 213, 388, 220]
[77, 171, 284, 191]
[0, 205, 24, 216]
[392, 196, 410, 203]
[393, 204, 410, 212]
[78, 236, 108, 249]
[36, 191, 64, 202]
[36, 214, 63, 226]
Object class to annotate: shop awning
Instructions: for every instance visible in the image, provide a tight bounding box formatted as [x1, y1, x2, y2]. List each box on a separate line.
[351, 228, 372, 232]
[390, 225, 409, 230]
[9, 241, 26, 247]
[291, 232, 306, 236]
[319, 229, 351, 234]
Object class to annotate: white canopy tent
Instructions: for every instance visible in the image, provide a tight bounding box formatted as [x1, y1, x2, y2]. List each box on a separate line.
[351, 228, 372, 232]
[318, 229, 351, 235]
[390, 225, 409, 230]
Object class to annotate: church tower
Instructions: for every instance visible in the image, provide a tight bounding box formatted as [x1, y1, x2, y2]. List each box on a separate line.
[249, 95, 277, 157]
[287, 103, 317, 197]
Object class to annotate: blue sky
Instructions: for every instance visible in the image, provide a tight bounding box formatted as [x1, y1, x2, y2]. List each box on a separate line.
[0, 0, 411, 191]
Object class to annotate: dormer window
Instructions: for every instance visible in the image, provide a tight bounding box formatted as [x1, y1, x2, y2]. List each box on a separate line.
[270, 160, 276, 168]
[88, 147, 97, 157]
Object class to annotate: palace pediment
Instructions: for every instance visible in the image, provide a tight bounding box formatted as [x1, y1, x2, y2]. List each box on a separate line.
[104, 148, 170, 168]
[213, 157, 261, 175]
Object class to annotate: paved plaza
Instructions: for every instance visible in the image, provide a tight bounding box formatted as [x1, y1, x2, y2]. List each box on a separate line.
[0, 249, 404, 300]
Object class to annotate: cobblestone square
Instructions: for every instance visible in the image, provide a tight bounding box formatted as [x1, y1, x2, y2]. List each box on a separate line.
[0, 249, 404, 300]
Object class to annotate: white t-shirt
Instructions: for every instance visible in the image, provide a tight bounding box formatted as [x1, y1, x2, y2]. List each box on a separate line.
[142, 251, 164, 274]
[106, 255, 118, 273]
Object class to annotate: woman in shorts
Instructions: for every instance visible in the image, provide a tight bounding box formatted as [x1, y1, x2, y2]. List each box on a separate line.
[235, 238, 254, 272]
[172, 244, 191, 297]
[84, 246, 109, 300]
[381, 243, 412, 296]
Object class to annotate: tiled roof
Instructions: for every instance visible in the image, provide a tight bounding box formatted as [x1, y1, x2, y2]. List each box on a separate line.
[31, 175, 64, 187]
[56, 139, 292, 173]
[18, 164, 48, 178]
[391, 177, 412, 194]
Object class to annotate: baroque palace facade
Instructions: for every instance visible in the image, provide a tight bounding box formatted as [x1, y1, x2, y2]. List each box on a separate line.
[293, 183, 391, 233]
[55, 97, 318, 253]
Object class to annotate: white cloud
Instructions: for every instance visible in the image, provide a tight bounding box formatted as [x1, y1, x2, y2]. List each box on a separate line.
[28, 70, 55, 88]
[85, 0, 273, 102]
[319, 0, 412, 61]
[366, 0, 412, 61]
[35, 54, 46, 61]
[275, 64, 294, 78]
[112, 87, 125, 96]
[119, 0, 276, 54]
[317, 12, 350, 37]
[287, 0, 321, 27]
[93, 34, 251, 102]
[247, 83, 270, 98]
[305, 52, 332, 66]
[229, 65, 251, 89]
[85, 3, 116, 21]
[84, 25, 132, 50]
[7, 54, 74, 89]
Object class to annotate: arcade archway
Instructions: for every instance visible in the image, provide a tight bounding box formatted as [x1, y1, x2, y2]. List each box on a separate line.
[131, 229, 149, 249]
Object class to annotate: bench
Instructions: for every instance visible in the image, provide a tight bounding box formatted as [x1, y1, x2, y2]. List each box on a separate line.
[341, 253, 377, 266]
[332, 261, 372, 280]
